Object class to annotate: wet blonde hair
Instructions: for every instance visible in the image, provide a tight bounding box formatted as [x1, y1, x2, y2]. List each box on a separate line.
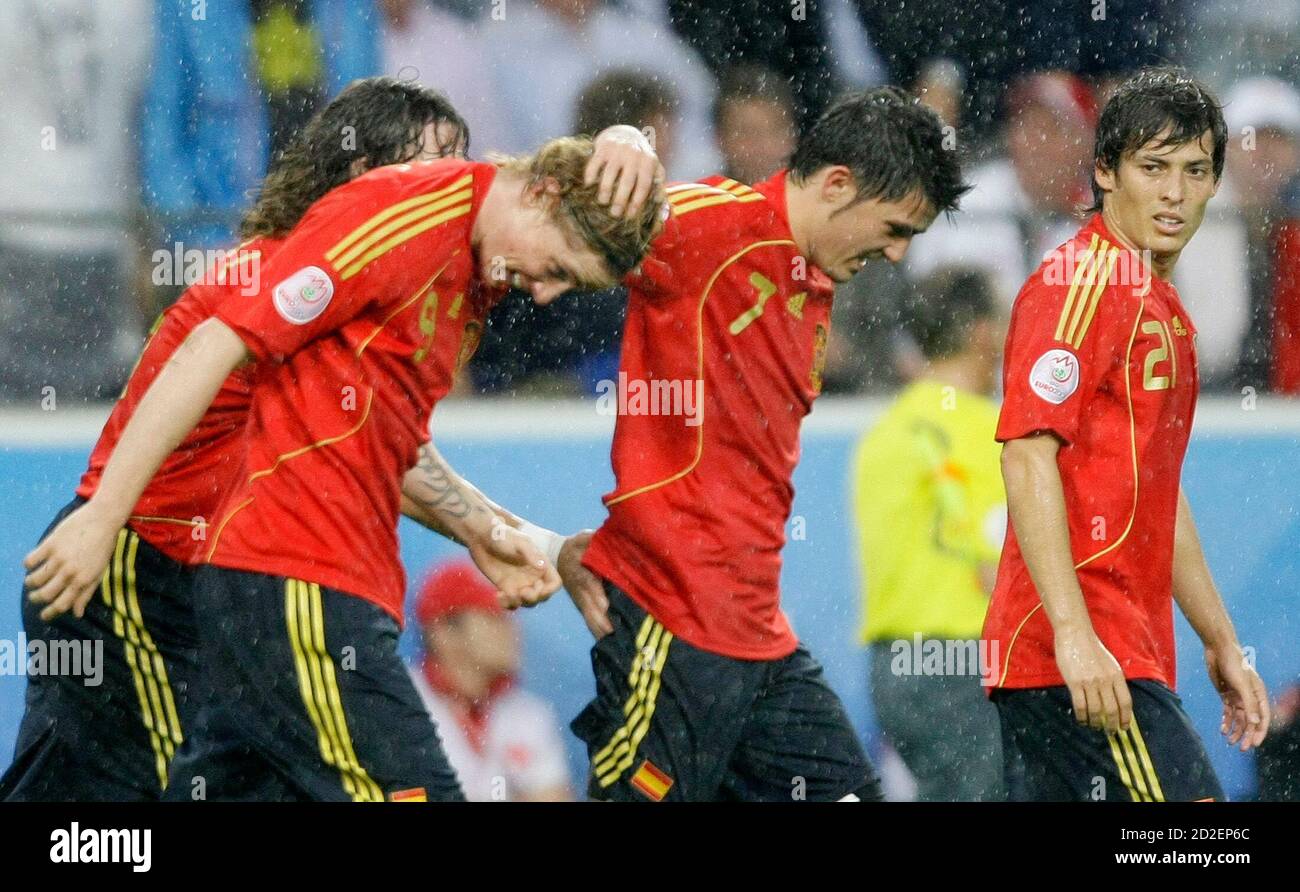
[494, 136, 662, 286]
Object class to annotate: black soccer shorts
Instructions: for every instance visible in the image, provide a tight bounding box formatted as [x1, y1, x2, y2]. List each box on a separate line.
[571, 583, 882, 802]
[993, 678, 1226, 801]
[163, 565, 463, 802]
[1, 497, 199, 802]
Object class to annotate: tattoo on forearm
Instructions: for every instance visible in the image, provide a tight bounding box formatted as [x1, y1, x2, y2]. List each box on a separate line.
[406, 445, 493, 533]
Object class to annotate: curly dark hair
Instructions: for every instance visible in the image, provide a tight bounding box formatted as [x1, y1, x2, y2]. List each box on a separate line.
[1088, 66, 1226, 212]
[240, 77, 467, 239]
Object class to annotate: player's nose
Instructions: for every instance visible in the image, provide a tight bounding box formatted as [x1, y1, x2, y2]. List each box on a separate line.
[884, 237, 912, 264]
[530, 281, 569, 305]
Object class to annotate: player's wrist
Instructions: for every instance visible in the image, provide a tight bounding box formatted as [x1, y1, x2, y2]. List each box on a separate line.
[517, 520, 565, 568]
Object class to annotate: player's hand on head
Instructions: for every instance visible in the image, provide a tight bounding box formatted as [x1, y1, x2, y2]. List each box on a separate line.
[24, 502, 122, 623]
[469, 523, 561, 610]
[557, 530, 612, 639]
[1205, 643, 1270, 751]
[588, 125, 664, 220]
[1054, 626, 1132, 733]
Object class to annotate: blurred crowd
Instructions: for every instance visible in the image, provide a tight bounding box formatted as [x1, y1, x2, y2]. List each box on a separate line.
[2, 0, 1300, 402]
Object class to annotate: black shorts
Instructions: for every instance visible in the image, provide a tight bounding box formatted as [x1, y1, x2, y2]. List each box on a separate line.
[571, 584, 880, 802]
[993, 679, 1225, 802]
[163, 565, 463, 802]
[1, 498, 199, 802]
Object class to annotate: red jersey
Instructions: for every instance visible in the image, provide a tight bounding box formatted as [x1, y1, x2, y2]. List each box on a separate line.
[583, 173, 834, 660]
[982, 214, 1200, 691]
[206, 159, 499, 621]
[77, 241, 276, 564]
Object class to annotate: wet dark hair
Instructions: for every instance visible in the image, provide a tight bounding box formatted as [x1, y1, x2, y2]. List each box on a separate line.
[789, 86, 969, 217]
[241, 77, 468, 238]
[904, 266, 996, 360]
[1089, 66, 1226, 212]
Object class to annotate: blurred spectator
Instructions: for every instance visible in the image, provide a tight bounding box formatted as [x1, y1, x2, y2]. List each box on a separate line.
[713, 64, 797, 186]
[822, 0, 887, 89]
[252, 0, 327, 157]
[913, 57, 965, 129]
[1257, 679, 1300, 800]
[667, 0, 838, 130]
[1219, 78, 1300, 394]
[822, 259, 912, 393]
[851, 267, 1006, 801]
[381, 0, 510, 156]
[481, 0, 720, 178]
[856, 0, 1184, 143]
[576, 69, 679, 169]
[1171, 77, 1300, 391]
[906, 71, 1097, 311]
[0, 0, 151, 403]
[143, 0, 379, 255]
[409, 560, 574, 802]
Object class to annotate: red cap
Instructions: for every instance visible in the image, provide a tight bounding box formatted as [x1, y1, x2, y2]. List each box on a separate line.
[415, 559, 503, 627]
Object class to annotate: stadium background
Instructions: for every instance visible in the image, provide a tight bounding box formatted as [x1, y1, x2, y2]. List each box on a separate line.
[2, 0, 1299, 799]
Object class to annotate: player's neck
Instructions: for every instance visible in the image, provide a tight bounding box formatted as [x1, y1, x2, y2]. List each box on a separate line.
[783, 178, 818, 265]
[1099, 204, 1180, 281]
[471, 169, 527, 250]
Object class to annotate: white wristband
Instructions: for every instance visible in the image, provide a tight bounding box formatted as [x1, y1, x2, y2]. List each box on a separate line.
[517, 521, 565, 568]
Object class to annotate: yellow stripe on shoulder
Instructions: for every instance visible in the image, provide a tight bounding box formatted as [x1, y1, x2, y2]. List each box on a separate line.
[714, 178, 765, 202]
[1069, 246, 1119, 349]
[671, 193, 740, 217]
[338, 201, 472, 281]
[1053, 233, 1099, 342]
[325, 174, 472, 264]
[666, 183, 730, 204]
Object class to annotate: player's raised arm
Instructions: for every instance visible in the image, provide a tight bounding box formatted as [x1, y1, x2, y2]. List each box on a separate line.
[1170, 489, 1271, 750]
[24, 319, 251, 621]
[588, 125, 664, 220]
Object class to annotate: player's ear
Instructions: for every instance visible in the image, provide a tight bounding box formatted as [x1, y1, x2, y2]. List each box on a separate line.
[523, 177, 563, 208]
[1093, 160, 1117, 196]
[819, 165, 856, 206]
[348, 156, 371, 179]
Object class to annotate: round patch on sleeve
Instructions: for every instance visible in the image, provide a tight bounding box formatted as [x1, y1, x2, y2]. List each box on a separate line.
[272, 266, 335, 324]
[1028, 348, 1080, 405]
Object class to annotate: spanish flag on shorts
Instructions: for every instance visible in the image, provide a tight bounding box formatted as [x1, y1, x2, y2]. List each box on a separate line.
[630, 761, 673, 802]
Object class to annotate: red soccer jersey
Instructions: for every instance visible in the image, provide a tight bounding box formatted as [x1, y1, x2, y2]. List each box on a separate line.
[77, 241, 276, 564]
[583, 173, 834, 660]
[205, 159, 499, 620]
[982, 213, 1200, 691]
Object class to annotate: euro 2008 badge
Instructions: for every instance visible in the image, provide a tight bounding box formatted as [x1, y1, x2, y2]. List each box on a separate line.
[1029, 348, 1080, 405]
[273, 266, 335, 325]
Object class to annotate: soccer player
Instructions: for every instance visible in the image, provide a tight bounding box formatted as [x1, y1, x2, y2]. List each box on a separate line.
[11, 92, 663, 801]
[559, 87, 969, 801]
[2, 78, 481, 802]
[982, 67, 1271, 801]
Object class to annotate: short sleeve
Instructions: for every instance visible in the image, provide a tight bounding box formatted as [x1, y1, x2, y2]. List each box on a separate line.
[996, 262, 1123, 445]
[215, 166, 470, 361]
